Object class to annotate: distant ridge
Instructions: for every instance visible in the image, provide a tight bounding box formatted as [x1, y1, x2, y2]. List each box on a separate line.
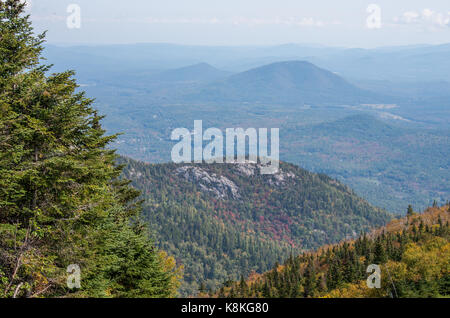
[191, 61, 384, 105]
[152, 62, 232, 83]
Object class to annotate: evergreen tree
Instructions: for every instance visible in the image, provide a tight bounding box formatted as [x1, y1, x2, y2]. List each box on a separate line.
[373, 238, 387, 264]
[0, 0, 180, 298]
[303, 262, 316, 297]
[407, 205, 414, 217]
[239, 275, 248, 296]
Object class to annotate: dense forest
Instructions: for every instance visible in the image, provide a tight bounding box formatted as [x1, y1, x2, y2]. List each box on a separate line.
[119, 157, 391, 296]
[0, 1, 180, 298]
[209, 204, 449, 298]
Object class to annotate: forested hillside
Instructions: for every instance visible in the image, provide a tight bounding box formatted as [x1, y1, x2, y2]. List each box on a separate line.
[119, 157, 391, 296]
[0, 1, 180, 298]
[212, 204, 449, 298]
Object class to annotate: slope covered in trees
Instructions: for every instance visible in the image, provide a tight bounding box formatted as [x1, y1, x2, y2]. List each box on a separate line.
[212, 204, 449, 298]
[119, 157, 391, 296]
[0, 1, 180, 298]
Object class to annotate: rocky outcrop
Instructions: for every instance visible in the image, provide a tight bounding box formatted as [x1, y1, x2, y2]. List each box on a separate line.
[267, 170, 296, 186]
[232, 162, 295, 185]
[233, 163, 257, 176]
[175, 166, 240, 199]
[174, 163, 297, 199]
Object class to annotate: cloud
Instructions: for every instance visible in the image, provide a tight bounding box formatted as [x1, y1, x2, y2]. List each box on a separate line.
[393, 9, 450, 29]
[30, 12, 339, 29]
[402, 11, 420, 23]
[231, 16, 305, 26]
[228, 16, 334, 27]
[115, 16, 337, 28]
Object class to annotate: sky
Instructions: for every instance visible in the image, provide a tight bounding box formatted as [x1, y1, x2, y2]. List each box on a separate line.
[25, 0, 450, 48]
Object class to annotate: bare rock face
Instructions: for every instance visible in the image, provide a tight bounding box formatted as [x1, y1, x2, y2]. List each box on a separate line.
[232, 162, 295, 184]
[233, 163, 257, 177]
[267, 170, 296, 186]
[175, 166, 240, 199]
[174, 163, 297, 199]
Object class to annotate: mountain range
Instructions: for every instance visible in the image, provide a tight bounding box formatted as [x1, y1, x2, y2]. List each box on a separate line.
[45, 42, 450, 81]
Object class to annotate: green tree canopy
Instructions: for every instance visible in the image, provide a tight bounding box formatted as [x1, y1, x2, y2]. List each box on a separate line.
[0, 0, 180, 298]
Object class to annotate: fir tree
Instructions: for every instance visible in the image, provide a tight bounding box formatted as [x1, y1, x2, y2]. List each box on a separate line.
[407, 205, 414, 217]
[373, 238, 387, 264]
[0, 0, 180, 298]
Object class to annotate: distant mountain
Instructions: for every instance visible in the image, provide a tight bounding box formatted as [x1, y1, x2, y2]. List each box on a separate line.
[152, 63, 232, 83]
[190, 61, 384, 105]
[43, 43, 345, 73]
[307, 43, 450, 82]
[119, 156, 391, 296]
[44, 43, 450, 81]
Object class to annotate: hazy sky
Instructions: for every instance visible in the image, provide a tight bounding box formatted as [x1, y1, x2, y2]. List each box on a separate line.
[26, 0, 450, 47]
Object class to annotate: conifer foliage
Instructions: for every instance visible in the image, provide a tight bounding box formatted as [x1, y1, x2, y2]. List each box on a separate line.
[212, 205, 450, 298]
[0, 0, 180, 298]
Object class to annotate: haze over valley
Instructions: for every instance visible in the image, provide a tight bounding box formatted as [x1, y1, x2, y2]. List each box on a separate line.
[45, 43, 450, 213]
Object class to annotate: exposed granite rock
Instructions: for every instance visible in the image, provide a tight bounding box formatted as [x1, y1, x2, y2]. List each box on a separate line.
[175, 166, 240, 199]
[233, 163, 257, 176]
[174, 163, 297, 199]
[267, 169, 296, 186]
